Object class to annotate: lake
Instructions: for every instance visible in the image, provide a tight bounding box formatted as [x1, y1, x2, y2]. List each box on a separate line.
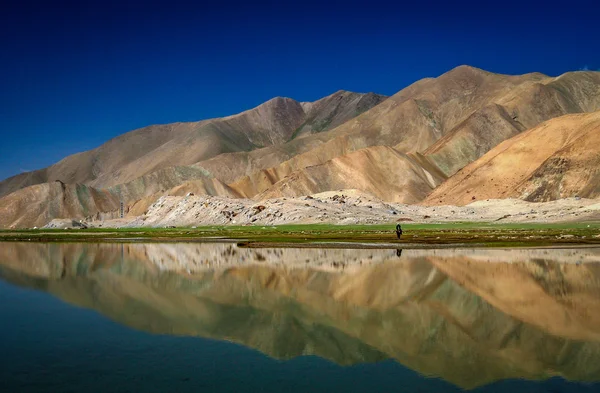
[1, 242, 600, 392]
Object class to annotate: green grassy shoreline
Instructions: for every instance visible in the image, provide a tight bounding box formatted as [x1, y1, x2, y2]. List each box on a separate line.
[1, 222, 599, 247]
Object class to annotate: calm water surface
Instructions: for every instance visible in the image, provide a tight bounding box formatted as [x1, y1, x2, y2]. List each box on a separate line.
[1, 243, 600, 392]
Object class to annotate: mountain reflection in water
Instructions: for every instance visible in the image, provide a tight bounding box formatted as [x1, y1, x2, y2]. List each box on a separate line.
[1, 243, 600, 390]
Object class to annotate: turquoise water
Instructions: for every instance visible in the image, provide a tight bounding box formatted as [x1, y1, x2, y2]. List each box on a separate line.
[1, 243, 600, 392]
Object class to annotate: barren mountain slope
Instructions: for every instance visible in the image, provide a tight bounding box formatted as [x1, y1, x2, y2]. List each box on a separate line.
[0, 168, 240, 228]
[0, 181, 119, 229]
[425, 111, 600, 205]
[2, 243, 600, 389]
[108, 166, 239, 203]
[425, 71, 600, 176]
[210, 67, 600, 199]
[0, 91, 384, 197]
[251, 146, 447, 203]
[0, 122, 200, 198]
[296, 91, 387, 137]
[125, 178, 241, 217]
[195, 67, 495, 185]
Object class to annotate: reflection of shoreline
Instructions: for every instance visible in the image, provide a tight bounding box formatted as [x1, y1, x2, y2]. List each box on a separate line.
[1, 242, 600, 389]
[2, 243, 598, 279]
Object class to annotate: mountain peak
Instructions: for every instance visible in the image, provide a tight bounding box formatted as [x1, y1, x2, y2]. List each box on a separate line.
[443, 64, 491, 78]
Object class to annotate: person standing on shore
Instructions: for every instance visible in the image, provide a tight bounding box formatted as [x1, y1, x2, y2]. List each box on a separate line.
[395, 224, 403, 239]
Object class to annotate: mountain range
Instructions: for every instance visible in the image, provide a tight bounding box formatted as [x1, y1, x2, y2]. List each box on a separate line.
[1, 65, 599, 228]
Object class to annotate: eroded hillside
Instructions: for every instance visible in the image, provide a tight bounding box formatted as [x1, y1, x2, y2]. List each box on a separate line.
[208, 68, 600, 201]
[425, 111, 600, 205]
[0, 91, 386, 197]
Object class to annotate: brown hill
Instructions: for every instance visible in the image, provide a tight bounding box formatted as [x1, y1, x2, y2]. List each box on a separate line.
[125, 178, 241, 217]
[297, 90, 386, 137]
[108, 166, 239, 203]
[424, 111, 600, 206]
[252, 146, 447, 203]
[0, 121, 210, 198]
[210, 67, 600, 200]
[2, 243, 600, 389]
[0, 91, 386, 198]
[0, 170, 239, 228]
[424, 71, 600, 176]
[0, 181, 119, 229]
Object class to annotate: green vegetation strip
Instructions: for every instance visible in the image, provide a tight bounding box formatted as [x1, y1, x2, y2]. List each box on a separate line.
[1, 222, 599, 247]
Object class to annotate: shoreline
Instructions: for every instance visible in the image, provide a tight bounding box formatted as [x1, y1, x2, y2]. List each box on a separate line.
[1, 222, 599, 247]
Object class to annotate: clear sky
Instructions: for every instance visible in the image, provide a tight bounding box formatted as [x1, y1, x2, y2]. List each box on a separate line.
[1, 0, 599, 181]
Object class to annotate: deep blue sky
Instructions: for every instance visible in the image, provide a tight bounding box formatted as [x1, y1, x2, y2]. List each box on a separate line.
[1, 0, 599, 181]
